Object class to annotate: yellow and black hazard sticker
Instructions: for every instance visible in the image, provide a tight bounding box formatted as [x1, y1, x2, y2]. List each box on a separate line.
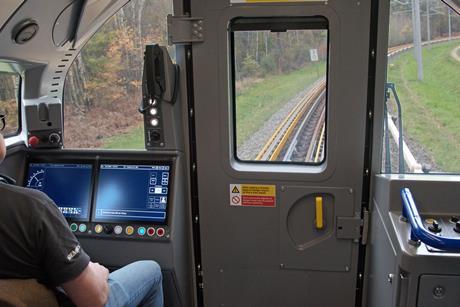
[231, 0, 323, 3]
[229, 184, 276, 207]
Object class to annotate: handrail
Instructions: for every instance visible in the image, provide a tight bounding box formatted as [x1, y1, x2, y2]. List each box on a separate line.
[401, 188, 460, 251]
[386, 83, 405, 173]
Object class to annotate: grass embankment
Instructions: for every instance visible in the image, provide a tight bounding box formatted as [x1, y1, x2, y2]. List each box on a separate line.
[236, 63, 325, 145]
[387, 42, 460, 172]
[103, 124, 144, 149]
[102, 63, 326, 149]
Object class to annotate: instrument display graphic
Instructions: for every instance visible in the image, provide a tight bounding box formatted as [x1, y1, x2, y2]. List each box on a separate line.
[25, 163, 93, 220]
[94, 164, 171, 223]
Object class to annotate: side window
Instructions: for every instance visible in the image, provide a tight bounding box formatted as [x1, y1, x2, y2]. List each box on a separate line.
[0, 71, 20, 136]
[383, 1, 460, 173]
[231, 17, 328, 164]
[64, 0, 172, 149]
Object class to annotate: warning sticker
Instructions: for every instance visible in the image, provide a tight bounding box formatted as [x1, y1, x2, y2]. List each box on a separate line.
[231, 0, 324, 3]
[229, 184, 276, 207]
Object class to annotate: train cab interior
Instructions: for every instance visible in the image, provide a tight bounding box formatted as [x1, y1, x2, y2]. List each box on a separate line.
[0, 0, 459, 306]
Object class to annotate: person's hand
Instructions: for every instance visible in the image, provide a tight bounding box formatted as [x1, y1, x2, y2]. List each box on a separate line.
[63, 262, 110, 307]
[89, 262, 109, 280]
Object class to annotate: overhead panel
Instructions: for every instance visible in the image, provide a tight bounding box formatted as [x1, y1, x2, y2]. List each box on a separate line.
[0, 0, 25, 32]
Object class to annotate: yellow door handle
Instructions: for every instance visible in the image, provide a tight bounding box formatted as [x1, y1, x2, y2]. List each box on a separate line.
[315, 196, 324, 230]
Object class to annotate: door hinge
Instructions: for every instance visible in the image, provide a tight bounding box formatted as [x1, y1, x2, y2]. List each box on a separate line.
[336, 210, 369, 244]
[167, 14, 204, 45]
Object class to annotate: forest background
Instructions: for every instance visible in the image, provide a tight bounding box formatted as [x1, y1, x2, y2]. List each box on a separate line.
[0, 0, 459, 147]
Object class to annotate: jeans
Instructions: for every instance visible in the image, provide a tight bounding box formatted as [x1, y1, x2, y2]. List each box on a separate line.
[105, 260, 163, 307]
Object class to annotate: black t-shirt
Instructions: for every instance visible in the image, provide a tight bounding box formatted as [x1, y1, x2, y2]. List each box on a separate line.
[0, 182, 90, 286]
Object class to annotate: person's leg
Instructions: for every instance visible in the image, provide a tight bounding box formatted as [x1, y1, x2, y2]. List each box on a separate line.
[105, 260, 163, 307]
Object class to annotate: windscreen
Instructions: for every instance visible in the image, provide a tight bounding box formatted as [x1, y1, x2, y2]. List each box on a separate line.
[93, 164, 170, 223]
[25, 163, 93, 221]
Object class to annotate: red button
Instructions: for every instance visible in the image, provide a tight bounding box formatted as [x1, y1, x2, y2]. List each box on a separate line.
[28, 136, 40, 147]
[147, 227, 155, 236]
[157, 227, 165, 237]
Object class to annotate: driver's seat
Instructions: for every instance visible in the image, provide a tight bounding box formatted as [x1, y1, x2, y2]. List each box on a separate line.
[0, 279, 59, 307]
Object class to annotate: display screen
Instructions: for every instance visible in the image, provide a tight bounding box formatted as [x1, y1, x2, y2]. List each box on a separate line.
[93, 164, 170, 223]
[25, 163, 93, 221]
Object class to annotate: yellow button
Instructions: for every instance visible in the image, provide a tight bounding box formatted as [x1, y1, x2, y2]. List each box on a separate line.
[94, 224, 103, 234]
[425, 218, 436, 225]
[125, 226, 134, 235]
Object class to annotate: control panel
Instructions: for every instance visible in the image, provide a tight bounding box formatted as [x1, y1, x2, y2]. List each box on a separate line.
[24, 159, 173, 242]
[69, 222, 169, 241]
[25, 102, 63, 149]
[401, 188, 460, 252]
[423, 215, 460, 252]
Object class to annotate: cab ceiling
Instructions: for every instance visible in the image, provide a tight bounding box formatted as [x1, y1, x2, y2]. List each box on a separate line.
[0, 0, 127, 99]
[0, 0, 25, 32]
[0, 0, 126, 63]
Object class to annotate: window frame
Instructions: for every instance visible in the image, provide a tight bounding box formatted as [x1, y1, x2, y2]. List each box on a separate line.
[229, 16, 330, 166]
[0, 71, 22, 138]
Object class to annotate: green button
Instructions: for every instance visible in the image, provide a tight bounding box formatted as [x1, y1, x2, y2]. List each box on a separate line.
[70, 223, 78, 232]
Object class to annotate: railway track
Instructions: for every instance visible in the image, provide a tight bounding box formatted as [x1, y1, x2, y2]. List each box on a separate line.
[255, 79, 326, 162]
[256, 37, 460, 164]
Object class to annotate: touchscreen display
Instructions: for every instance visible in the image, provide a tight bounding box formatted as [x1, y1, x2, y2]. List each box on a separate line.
[94, 164, 170, 223]
[25, 163, 93, 220]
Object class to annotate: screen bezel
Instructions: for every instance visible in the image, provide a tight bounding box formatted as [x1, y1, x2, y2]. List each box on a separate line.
[91, 160, 173, 225]
[24, 158, 96, 222]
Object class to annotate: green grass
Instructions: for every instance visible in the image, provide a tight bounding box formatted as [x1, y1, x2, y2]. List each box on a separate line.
[102, 124, 145, 149]
[387, 42, 460, 172]
[236, 63, 326, 145]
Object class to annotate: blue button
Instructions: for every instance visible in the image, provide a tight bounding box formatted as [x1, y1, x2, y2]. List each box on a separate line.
[79, 224, 87, 232]
[138, 227, 146, 236]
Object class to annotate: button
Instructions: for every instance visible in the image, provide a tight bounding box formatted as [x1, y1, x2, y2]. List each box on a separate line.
[450, 216, 459, 223]
[147, 227, 155, 236]
[103, 225, 114, 234]
[157, 227, 165, 237]
[125, 226, 134, 235]
[94, 224, 103, 234]
[78, 224, 87, 233]
[28, 136, 40, 148]
[425, 218, 436, 225]
[150, 118, 159, 127]
[428, 220, 442, 233]
[454, 222, 460, 233]
[114, 225, 123, 235]
[70, 223, 78, 232]
[138, 227, 146, 236]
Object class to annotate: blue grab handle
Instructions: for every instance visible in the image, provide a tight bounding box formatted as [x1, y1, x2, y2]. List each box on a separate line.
[401, 188, 460, 251]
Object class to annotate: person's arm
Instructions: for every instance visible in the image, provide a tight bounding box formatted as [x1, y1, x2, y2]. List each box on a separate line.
[62, 261, 109, 307]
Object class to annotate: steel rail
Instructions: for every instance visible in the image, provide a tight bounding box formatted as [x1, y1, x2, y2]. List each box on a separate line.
[305, 108, 326, 161]
[255, 79, 325, 161]
[313, 123, 325, 163]
[283, 91, 325, 161]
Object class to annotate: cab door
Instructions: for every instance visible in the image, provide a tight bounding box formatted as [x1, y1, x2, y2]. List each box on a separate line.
[188, 0, 372, 305]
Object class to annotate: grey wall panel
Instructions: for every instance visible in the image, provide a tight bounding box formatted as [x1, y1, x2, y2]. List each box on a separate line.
[279, 186, 354, 272]
[418, 275, 460, 307]
[190, 0, 373, 305]
[366, 200, 397, 307]
[218, 269, 356, 307]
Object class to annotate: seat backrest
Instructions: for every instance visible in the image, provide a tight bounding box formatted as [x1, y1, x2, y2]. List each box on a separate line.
[0, 279, 59, 307]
